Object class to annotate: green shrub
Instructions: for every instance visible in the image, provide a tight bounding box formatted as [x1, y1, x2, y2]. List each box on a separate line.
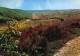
[0, 29, 29, 56]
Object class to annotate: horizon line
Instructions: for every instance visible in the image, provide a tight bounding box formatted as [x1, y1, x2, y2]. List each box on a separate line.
[1, 6, 80, 11]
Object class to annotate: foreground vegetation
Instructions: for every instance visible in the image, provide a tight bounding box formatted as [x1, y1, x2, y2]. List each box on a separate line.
[0, 7, 80, 56]
[0, 17, 80, 56]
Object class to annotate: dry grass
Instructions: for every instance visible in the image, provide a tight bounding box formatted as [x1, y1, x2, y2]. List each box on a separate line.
[0, 25, 8, 33]
[54, 36, 80, 56]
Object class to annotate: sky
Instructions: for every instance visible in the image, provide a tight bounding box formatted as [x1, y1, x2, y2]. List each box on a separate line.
[0, 0, 80, 10]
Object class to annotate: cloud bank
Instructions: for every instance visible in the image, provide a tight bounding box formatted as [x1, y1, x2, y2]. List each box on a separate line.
[32, 0, 80, 10]
[0, 0, 80, 10]
[0, 0, 23, 9]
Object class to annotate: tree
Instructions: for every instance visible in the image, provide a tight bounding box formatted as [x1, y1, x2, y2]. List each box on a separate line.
[44, 26, 61, 41]
[0, 28, 29, 56]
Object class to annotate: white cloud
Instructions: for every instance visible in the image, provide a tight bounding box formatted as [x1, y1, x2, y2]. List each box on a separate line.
[44, 0, 80, 10]
[33, 4, 43, 10]
[35, 5, 43, 10]
[44, 0, 67, 10]
[0, 0, 24, 9]
[1, 0, 80, 10]
[66, 0, 80, 9]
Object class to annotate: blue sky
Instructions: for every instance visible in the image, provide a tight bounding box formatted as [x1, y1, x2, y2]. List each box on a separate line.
[0, 0, 80, 10]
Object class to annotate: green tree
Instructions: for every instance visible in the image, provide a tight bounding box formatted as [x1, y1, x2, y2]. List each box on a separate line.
[0, 28, 29, 56]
